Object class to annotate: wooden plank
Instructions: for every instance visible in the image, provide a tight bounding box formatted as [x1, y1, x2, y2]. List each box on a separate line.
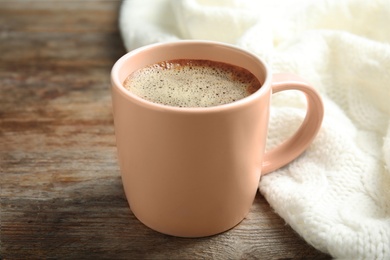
[1, 194, 331, 259]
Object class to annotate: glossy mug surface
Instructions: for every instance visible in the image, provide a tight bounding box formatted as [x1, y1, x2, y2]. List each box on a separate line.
[111, 40, 324, 237]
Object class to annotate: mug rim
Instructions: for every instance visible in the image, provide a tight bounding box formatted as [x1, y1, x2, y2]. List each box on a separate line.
[111, 40, 271, 113]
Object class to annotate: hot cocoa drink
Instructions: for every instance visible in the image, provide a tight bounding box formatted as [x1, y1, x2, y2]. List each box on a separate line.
[123, 59, 262, 107]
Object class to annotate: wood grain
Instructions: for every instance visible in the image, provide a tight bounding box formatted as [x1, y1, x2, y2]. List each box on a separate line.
[0, 1, 331, 259]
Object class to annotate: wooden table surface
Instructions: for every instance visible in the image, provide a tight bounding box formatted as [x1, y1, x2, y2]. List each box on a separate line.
[0, 1, 331, 259]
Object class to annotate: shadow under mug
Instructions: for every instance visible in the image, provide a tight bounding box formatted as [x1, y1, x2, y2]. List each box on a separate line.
[111, 40, 324, 237]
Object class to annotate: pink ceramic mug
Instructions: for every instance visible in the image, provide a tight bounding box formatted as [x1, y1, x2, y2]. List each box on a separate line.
[111, 40, 324, 237]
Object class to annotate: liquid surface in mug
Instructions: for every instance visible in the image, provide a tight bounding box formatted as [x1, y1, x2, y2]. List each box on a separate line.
[123, 59, 262, 108]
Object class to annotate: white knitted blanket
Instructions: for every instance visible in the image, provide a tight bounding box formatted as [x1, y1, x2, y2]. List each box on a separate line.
[119, 0, 390, 258]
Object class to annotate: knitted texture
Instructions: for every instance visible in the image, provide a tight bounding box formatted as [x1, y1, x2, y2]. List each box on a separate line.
[119, 0, 390, 258]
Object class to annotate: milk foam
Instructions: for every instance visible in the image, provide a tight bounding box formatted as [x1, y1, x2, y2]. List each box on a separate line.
[123, 59, 261, 108]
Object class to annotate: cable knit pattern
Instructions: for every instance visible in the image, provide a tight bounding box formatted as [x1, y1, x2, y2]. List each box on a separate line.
[119, 0, 390, 258]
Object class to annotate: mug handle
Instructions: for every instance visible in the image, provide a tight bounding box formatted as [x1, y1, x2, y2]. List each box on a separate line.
[262, 73, 324, 175]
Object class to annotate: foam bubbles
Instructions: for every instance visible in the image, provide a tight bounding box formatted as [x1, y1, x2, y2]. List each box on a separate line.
[123, 59, 261, 108]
